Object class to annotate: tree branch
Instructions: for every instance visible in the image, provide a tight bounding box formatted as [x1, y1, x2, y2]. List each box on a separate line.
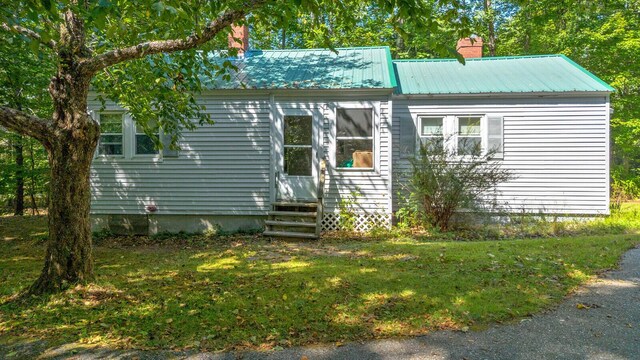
[1, 23, 56, 49]
[81, 0, 266, 75]
[0, 107, 53, 148]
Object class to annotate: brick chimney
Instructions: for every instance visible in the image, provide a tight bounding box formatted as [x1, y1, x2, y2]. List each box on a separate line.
[456, 36, 483, 59]
[228, 24, 249, 55]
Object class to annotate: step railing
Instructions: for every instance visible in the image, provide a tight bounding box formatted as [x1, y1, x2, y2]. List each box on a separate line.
[315, 159, 326, 238]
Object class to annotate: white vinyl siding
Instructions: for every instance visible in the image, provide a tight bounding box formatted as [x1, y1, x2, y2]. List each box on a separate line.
[90, 94, 272, 215]
[392, 95, 610, 215]
[90, 92, 393, 217]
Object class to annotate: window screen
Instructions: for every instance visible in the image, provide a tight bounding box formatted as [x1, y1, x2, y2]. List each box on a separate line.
[336, 108, 373, 169]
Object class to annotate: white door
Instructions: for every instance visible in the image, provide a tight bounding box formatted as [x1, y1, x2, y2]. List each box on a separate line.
[276, 111, 317, 201]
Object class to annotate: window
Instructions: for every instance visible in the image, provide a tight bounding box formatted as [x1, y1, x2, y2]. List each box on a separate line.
[419, 116, 444, 151]
[97, 112, 161, 160]
[135, 123, 158, 155]
[336, 108, 373, 169]
[415, 115, 491, 157]
[98, 113, 124, 156]
[283, 115, 313, 176]
[457, 116, 482, 155]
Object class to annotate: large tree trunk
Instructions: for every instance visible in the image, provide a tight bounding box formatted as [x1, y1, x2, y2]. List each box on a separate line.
[29, 133, 97, 293]
[27, 8, 100, 294]
[29, 78, 99, 293]
[29, 45, 99, 293]
[13, 134, 24, 216]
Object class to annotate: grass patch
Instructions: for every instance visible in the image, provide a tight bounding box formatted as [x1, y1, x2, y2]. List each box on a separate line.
[0, 205, 639, 353]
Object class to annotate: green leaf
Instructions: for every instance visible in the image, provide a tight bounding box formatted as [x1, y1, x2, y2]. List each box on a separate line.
[27, 39, 40, 54]
[40, 0, 52, 11]
[152, 2, 165, 14]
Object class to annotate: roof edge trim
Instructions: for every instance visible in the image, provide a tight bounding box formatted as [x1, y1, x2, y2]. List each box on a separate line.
[384, 46, 398, 88]
[558, 54, 615, 92]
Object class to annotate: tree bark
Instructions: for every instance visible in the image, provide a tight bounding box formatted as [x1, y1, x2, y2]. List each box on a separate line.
[13, 134, 24, 216]
[484, 0, 496, 56]
[29, 131, 97, 293]
[29, 70, 98, 293]
[28, 9, 100, 294]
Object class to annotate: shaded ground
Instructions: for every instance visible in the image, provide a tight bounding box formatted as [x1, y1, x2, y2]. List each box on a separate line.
[3, 244, 637, 360]
[1, 206, 639, 358]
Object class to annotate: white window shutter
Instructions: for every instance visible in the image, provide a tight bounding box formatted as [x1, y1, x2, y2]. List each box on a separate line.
[487, 115, 504, 159]
[161, 131, 179, 158]
[399, 117, 416, 156]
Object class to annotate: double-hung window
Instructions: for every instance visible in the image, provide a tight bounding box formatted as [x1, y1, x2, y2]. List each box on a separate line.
[98, 113, 124, 156]
[336, 108, 374, 169]
[97, 112, 160, 159]
[416, 115, 491, 157]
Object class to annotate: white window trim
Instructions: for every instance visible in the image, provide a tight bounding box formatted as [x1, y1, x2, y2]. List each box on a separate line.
[416, 114, 488, 157]
[95, 111, 162, 162]
[334, 103, 378, 172]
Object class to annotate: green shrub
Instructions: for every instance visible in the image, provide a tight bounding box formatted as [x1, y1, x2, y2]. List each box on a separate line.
[338, 189, 361, 231]
[400, 138, 513, 231]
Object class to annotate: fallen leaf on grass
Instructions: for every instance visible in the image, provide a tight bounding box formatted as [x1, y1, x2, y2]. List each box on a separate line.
[576, 303, 601, 310]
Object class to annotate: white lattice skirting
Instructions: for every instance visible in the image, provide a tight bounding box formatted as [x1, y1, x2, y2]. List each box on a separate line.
[321, 212, 392, 232]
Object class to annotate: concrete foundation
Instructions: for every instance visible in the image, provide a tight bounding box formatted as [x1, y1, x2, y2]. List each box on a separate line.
[91, 214, 266, 236]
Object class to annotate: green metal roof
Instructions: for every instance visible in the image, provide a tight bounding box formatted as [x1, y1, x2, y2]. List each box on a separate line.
[204, 47, 395, 90]
[393, 55, 614, 95]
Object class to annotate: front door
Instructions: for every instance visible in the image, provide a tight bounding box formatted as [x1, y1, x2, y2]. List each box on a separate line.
[276, 112, 317, 201]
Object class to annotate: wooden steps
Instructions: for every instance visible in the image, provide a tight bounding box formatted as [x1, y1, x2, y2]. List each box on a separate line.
[263, 230, 317, 239]
[268, 210, 317, 218]
[264, 220, 316, 228]
[263, 202, 320, 240]
[264, 159, 326, 240]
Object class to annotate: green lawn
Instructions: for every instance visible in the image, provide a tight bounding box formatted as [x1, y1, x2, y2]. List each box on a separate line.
[1, 204, 639, 352]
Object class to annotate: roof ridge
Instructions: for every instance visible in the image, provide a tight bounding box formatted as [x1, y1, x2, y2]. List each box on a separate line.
[393, 54, 563, 63]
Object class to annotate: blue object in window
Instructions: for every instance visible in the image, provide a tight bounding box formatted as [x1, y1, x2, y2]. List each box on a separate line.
[339, 159, 353, 168]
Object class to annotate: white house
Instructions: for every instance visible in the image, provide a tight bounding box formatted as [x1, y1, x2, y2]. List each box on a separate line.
[89, 31, 614, 238]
